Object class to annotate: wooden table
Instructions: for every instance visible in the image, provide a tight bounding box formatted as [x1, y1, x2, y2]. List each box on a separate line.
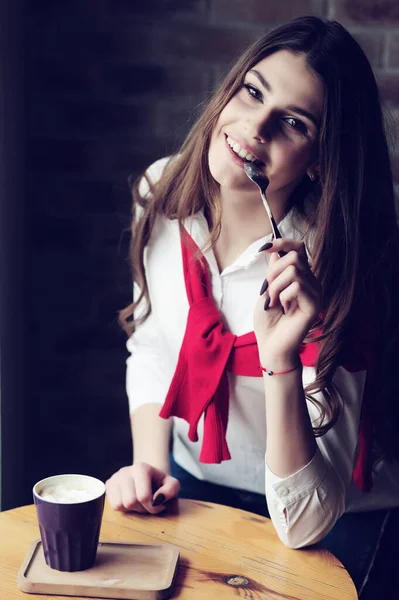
[0, 499, 357, 599]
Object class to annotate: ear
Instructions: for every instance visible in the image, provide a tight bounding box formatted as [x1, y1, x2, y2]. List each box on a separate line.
[307, 161, 320, 182]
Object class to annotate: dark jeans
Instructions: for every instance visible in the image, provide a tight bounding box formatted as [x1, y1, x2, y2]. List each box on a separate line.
[171, 457, 399, 598]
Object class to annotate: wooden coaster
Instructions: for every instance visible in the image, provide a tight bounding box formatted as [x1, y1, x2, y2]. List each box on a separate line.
[17, 539, 179, 599]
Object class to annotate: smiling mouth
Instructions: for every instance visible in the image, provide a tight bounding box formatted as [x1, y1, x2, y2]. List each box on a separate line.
[225, 135, 264, 166]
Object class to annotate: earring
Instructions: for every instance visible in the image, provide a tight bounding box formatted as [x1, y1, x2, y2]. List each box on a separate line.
[308, 172, 316, 182]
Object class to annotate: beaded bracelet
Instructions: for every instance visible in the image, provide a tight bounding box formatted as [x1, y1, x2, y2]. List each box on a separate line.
[260, 364, 301, 376]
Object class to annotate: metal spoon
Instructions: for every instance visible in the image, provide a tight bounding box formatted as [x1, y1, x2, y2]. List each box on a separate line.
[244, 162, 286, 258]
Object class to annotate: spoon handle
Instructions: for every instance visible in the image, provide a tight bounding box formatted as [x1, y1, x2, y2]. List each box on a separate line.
[261, 192, 286, 258]
[269, 215, 286, 257]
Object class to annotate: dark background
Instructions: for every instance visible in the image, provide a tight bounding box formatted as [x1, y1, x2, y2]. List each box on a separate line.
[3, 0, 398, 509]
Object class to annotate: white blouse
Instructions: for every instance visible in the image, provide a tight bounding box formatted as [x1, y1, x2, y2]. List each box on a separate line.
[126, 158, 399, 548]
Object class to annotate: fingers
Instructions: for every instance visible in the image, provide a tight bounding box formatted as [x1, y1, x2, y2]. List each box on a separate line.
[106, 463, 180, 515]
[106, 466, 146, 513]
[259, 239, 319, 314]
[267, 264, 318, 311]
[133, 463, 167, 515]
[155, 475, 181, 503]
[278, 280, 315, 316]
[260, 238, 309, 263]
[105, 474, 125, 511]
[151, 475, 181, 512]
[266, 249, 310, 284]
[119, 471, 146, 513]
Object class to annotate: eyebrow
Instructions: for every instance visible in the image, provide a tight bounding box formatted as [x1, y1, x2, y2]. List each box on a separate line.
[249, 69, 319, 127]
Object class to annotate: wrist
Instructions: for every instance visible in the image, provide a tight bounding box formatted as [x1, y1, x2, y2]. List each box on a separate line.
[259, 352, 301, 374]
[260, 364, 301, 376]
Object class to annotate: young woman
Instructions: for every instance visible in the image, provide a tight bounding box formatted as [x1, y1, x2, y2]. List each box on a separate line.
[106, 16, 399, 596]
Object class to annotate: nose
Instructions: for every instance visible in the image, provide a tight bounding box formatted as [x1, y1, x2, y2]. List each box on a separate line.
[244, 108, 274, 143]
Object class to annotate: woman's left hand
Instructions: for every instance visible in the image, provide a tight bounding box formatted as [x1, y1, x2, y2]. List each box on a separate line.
[254, 238, 321, 370]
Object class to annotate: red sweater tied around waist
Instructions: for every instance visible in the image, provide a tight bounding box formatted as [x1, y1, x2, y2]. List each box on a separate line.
[159, 229, 374, 492]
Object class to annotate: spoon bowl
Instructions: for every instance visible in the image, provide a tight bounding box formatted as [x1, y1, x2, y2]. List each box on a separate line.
[244, 162, 285, 257]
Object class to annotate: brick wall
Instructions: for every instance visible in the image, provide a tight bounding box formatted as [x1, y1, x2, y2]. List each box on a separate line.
[26, 0, 399, 493]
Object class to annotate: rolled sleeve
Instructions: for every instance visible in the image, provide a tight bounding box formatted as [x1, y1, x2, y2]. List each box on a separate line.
[267, 448, 327, 504]
[266, 449, 341, 548]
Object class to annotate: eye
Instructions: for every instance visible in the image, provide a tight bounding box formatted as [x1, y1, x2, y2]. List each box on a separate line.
[242, 83, 263, 102]
[284, 117, 308, 136]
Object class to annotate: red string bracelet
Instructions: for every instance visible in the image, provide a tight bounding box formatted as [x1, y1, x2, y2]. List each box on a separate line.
[260, 364, 301, 376]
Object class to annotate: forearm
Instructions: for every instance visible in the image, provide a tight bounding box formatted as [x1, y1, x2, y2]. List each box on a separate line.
[263, 361, 317, 477]
[131, 403, 173, 473]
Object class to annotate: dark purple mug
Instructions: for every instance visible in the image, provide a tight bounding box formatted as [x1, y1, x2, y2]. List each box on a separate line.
[33, 474, 105, 571]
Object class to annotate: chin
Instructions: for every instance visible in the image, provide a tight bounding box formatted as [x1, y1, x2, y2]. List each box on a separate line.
[212, 172, 247, 191]
[209, 158, 245, 188]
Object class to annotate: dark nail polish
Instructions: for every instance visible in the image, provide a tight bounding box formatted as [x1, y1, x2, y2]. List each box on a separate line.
[259, 279, 268, 295]
[258, 242, 273, 252]
[264, 293, 271, 310]
[152, 493, 166, 507]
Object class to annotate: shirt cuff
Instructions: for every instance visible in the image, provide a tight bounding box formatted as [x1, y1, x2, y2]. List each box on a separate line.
[265, 447, 327, 507]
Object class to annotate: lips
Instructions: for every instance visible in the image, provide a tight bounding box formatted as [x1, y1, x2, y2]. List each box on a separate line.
[225, 135, 264, 165]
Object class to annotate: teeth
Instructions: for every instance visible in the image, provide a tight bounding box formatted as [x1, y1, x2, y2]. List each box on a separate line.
[226, 136, 258, 163]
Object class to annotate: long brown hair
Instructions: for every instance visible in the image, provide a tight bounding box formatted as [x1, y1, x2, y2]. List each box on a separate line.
[121, 17, 399, 461]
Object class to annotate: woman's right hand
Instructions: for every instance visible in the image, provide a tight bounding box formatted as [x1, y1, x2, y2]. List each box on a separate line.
[105, 462, 181, 514]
